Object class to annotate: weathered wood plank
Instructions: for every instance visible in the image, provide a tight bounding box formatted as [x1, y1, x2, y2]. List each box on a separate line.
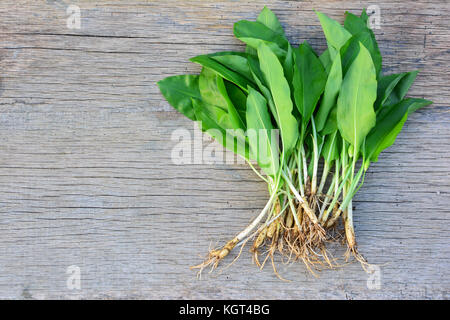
[0, 0, 449, 299]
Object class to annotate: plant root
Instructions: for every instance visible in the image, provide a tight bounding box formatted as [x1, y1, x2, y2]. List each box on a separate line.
[190, 238, 238, 278]
[192, 186, 369, 279]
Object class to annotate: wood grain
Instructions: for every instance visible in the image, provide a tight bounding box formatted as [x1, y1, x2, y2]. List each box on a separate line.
[0, 0, 448, 299]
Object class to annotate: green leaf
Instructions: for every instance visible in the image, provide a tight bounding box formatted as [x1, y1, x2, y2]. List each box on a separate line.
[344, 12, 382, 77]
[193, 99, 250, 160]
[315, 11, 352, 54]
[284, 44, 301, 121]
[199, 67, 245, 130]
[337, 42, 377, 155]
[319, 48, 332, 73]
[321, 131, 340, 163]
[246, 88, 279, 176]
[283, 43, 294, 84]
[215, 75, 246, 130]
[293, 42, 327, 127]
[193, 98, 234, 130]
[257, 43, 298, 155]
[245, 45, 257, 56]
[199, 67, 228, 110]
[340, 36, 361, 75]
[365, 98, 432, 165]
[247, 55, 279, 122]
[248, 56, 274, 104]
[321, 106, 338, 135]
[234, 20, 288, 57]
[360, 9, 369, 25]
[344, 11, 368, 34]
[225, 81, 247, 124]
[377, 97, 432, 122]
[384, 70, 419, 106]
[340, 30, 381, 78]
[210, 53, 254, 82]
[354, 31, 381, 77]
[157, 75, 200, 121]
[374, 73, 405, 110]
[190, 54, 254, 92]
[257, 6, 286, 37]
[316, 54, 342, 132]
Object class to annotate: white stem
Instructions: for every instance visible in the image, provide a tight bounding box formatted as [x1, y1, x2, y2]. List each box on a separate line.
[301, 146, 308, 184]
[246, 160, 268, 183]
[288, 196, 302, 231]
[311, 137, 319, 195]
[282, 171, 306, 205]
[347, 199, 353, 229]
[318, 173, 336, 221]
[317, 161, 330, 196]
[296, 152, 305, 197]
[236, 201, 289, 247]
[235, 187, 278, 242]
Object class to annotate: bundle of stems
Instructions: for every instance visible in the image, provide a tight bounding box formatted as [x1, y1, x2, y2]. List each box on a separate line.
[158, 7, 433, 277]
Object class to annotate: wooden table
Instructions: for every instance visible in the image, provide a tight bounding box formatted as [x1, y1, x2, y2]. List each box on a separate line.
[0, 0, 448, 299]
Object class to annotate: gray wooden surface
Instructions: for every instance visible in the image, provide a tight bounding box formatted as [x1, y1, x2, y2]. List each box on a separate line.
[0, 0, 449, 299]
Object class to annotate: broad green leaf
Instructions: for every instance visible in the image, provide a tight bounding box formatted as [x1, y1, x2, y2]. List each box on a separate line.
[257, 43, 298, 155]
[365, 98, 432, 165]
[344, 12, 382, 77]
[283, 43, 294, 85]
[248, 55, 279, 121]
[193, 98, 234, 130]
[234, 20, 288, 49]
[246, 88, 279, 176]
[327, 44, 339, 62]
[247, 55, 266, 87]
[319, 48, 332, 73]
[257, 6, 286, 37]
[199, 67, 228, 110]
[215, 75, 246, 129]
[374, 73, 405, 110]
[245, 45, 257, 56]
[384, 70, 419, 106]
[340, 36, 361, 75]
[316, 54, 342, 132]
[241, 39, 286, 59]
[337, 42, 377, 155]
[190, 54, 254, 92]
[340, 31, 380, 77]
[293, 42, 327, 127]
[234, 20, 288, 57]
[284, 43, 301, 121]
[157, 75, 200, 121]
[360, 8, 369, 25]
[377, 97, 432, 122]
[321, 131, 340, 163]
[225, 81, 247, 123]
[193, 99, 250, 160]
[199, 67, 245, 130]
[315, 11, 352, 55]
[344, 11, 367, 33]
[210, 53, 254, 82]
[321, 105, 338, 135]
[352, 31, 381, 77]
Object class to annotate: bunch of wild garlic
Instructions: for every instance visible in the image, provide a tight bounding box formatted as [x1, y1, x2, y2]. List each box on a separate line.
[158, 7, 432, 276]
